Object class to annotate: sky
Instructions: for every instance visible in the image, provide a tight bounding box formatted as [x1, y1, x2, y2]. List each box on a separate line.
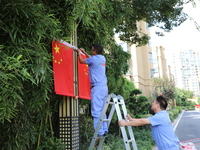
[150, 1, 200, 63]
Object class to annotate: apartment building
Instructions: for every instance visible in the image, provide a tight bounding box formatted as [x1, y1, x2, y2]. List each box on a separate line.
[171, 49, 200, 95]
[115, 21, 154, 97]
[152, 46, 173, 80]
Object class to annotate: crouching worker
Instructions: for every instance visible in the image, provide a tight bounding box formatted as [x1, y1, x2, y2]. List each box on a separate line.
[118, 96, 180, 150]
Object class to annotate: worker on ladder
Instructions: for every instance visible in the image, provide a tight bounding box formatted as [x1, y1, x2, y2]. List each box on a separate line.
[77, 44, 108, 138]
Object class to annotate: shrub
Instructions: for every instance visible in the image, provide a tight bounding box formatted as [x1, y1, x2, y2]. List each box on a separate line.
[167, 108, 180, 122]
[133, 127, 155, 150]
[125, 95, 151, 118]
[176, 106, 182, 113]
[37, 137, 65, 150]
[80, 114, 94, 150]
[104, 134, 125, 150]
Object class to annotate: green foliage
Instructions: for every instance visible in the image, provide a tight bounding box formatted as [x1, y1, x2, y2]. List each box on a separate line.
[79, 114, 94, 150]
[151, 77, 176, 101]
[110, 0, 187, 45]
[176, 106, 182, 114]
[0, 53, 32, 122]
[103, 134, 125, 150]
[37, 137, 66, 150]
[133, 128, 155, 150]
[130, 89, 142, 96]
[105, 45, 132, 99]
[126, 95, 151, 118]
[107, 76, 135, 101]
[185, 101, 196, 110]
[167, 109, 180, 122]
[0, 0, 60, 149]
[175, 87, 194, 106]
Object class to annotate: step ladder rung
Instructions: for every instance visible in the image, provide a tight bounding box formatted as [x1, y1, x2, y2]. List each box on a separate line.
[107, 102, 124, 105]
[126, 139, 135, 143]
[101, 119, 111, 121]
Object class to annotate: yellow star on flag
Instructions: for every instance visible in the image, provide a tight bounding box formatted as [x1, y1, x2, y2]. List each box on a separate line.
[54, 45, 60, 54]
[84, 65, 88, 75]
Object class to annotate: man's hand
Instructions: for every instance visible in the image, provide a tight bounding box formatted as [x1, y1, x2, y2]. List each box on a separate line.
[77, 48, 86, 64]
[76, 49, 81, 54]
[79, 48, 91, 58]
[118, 119, 127, 127]
[80, 48, 86, 54]
[126, 114, 132, 121]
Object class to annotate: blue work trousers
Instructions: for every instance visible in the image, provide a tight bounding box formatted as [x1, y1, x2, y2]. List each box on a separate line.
[91, 85, 108, 135]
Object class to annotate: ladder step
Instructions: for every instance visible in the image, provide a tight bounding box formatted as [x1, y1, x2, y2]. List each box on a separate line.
[107, 102, 123, 105]
[101, 119, 111, 121]
[126, 139, 135, 143]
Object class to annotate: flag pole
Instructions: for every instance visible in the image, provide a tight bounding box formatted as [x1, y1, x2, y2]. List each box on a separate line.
[58, 23, 80, 150]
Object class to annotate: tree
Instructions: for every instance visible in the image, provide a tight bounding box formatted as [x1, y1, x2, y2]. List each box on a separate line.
[0, 1, 62, 149]
[126, 90, 151, 118]
[174, 88, 194, 106]
[151, 77, 176, 100]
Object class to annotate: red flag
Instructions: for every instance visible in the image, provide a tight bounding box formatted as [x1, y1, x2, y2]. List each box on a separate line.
[52, 40, 75, 97]
[78, 53, 91, 100]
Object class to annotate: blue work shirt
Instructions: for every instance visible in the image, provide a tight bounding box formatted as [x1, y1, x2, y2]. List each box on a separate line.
[148, 110, 180, 150]
[85, 55, 107, 86]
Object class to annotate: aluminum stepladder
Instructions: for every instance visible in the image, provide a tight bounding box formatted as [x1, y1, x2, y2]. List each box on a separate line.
[88, 93, 138, 150]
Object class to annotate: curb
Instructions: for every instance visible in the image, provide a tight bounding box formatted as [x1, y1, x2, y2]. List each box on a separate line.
[173, 110, 184, 131]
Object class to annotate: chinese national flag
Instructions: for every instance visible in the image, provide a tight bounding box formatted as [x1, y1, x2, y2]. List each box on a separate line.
[78, 53, 91, 100]
[52, 40, 75, 97]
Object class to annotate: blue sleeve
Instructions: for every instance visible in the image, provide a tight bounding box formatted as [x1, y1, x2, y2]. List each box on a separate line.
[148, 114, 163, 126]
[85, 57, 93, 65]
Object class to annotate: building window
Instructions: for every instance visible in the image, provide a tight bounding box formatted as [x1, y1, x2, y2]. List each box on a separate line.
[149, 52, 153, 63]
[126, 62, 130, 75]
[148, 39, 151, 47]
[150, 69, 154, 78]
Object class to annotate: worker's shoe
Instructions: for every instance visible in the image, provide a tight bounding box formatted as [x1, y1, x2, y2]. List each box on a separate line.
[97, 131, 109, 139]
[104, 131, 109, 137]
[97, 134, 105, 139]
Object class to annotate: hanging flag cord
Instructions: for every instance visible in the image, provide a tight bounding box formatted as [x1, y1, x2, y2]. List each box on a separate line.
[88, 93, 138, 150]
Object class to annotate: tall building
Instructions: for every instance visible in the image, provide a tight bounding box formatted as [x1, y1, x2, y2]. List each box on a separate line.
[172, 49, 200, 95]
[152, 46, 173, 80]
[167, 65, 174, 81]
[115, 21, 153, 97]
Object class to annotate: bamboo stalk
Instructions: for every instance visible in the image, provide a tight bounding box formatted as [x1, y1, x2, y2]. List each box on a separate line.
[37, 117, 43, 149]
[49, 114, 54, 137]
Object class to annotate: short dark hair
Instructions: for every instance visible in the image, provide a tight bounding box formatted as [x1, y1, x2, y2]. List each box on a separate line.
[156, 96, 168, 110]
[92, 44, 103, 54]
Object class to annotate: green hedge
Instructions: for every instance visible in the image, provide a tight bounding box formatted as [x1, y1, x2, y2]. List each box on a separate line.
[167, 107, 182, 122]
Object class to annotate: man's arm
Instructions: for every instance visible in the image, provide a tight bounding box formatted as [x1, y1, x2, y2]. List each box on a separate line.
[81, 49, 91, 58]
[77, 48, 91, 64]
[118, 118, 150, 127]
[78, 52, 86, 64]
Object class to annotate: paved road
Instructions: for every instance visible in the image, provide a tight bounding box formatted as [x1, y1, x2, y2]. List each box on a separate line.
[175, 110, 200, 149]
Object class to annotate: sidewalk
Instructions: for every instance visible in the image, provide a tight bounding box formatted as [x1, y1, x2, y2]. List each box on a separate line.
[151, 110, 184, 150]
